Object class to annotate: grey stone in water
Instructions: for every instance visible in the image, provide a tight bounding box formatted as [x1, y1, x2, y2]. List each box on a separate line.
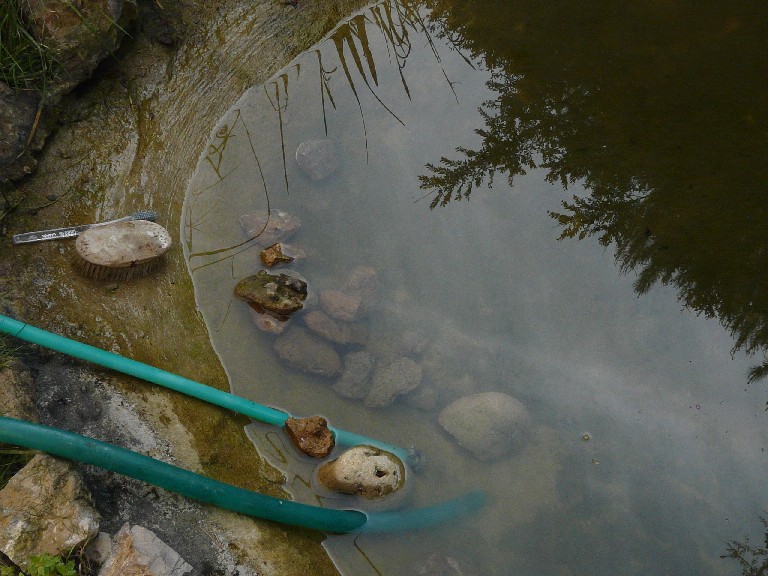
[316, 445, 405, 499]
[333, 350, 376, 399]
[98, 523, 192, 576]
[364, 357, 422, 408]
[304, 310, 368, 346]
[249, 307, 289, 335]
[273, 326, 342, 378]
[320, 289, 363, 322]
[235, 270, 307, 318]
[238, 209, 301, 246]
[403, 384, 438, 411]
[295, 138, 339, 181]
[438, 392, 532, 461]
[0, 454, 100, 566]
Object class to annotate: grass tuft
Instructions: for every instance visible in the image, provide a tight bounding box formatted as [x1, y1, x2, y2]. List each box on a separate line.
[0, 0, 59, 92]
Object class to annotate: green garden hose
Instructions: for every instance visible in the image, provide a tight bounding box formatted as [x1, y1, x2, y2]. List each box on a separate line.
[0, 417, 484, 533]
[0, 314, 412, 463]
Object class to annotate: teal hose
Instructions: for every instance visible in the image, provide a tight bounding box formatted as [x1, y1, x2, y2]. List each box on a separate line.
[0, 416, 365, 533]
[0, 314, 412, 463]
[0, 417, 485, 533]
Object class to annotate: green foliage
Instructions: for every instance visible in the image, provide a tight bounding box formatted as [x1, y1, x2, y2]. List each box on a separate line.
[721, 518, 768, 576]
[0, 0, 59, 92]
[0, 554, 77, 576]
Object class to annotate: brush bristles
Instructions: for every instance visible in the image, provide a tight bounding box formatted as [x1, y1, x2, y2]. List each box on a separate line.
[74, 256, 164, 281]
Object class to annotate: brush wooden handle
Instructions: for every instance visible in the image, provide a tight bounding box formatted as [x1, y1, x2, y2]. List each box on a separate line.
[11, 211, 158, 245]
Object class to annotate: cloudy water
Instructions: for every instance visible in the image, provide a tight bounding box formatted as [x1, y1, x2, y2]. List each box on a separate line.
[183, 1, 768, 574]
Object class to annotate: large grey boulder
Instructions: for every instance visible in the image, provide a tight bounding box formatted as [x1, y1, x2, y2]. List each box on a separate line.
[438, 392, 531, 461]
[0, 454, 100, 566]
[98, 523, 192, 576]
[364, 357, 422, 408]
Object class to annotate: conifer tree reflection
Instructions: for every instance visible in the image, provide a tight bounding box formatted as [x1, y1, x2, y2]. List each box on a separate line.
[419, 0, 768, 381]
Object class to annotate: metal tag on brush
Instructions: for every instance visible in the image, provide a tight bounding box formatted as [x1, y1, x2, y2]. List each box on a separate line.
[11, 211, 158, 245]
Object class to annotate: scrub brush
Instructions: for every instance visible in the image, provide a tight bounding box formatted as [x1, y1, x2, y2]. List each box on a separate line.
[74, 220, 172, 281]
[11, 210, 158, 245]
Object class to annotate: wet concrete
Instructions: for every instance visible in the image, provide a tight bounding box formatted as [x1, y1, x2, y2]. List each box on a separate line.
[0, 0, 369, 573]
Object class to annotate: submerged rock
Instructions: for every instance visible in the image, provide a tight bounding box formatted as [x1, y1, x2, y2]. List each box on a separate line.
[333, 351, 376, 399]
[295, 138, 339, 181]
[0, 454, 100, 566]
[304, 310, 368, 346]
[235, 270, 307, 318]
[316, 445, 405, 499]
[320, 289, 363, 322]
[239, 209, 301, 246]
[364, 357, 422, 408]
[344, 266, 379, 305]
[249, 307, 289, 335]
[438, 392, 531, 461]
[273, 327, 342, 377]
[284, 416, 335, 458]
[98, 523, 192, 576]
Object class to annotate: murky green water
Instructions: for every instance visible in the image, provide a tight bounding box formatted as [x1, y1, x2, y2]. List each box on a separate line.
[183, 1, 768, 574]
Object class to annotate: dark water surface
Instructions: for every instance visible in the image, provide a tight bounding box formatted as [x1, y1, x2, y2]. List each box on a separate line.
[183, 2, 768, 574]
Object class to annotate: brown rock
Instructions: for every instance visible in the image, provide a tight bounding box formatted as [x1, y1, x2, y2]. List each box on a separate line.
[259, 243, 294, 267]
[284, 416, 335, 458]
[235, 270, 307, 318]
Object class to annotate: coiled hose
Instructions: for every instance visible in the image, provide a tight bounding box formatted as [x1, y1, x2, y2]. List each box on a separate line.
[0, 314, 412, 464]
[0, 417, 484, 533]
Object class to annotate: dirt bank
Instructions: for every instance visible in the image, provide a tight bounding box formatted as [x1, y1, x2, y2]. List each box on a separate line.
[0, 0, 369, 573]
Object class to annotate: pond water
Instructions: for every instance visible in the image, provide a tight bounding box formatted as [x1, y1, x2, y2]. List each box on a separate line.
[183, 1, 768, 574]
